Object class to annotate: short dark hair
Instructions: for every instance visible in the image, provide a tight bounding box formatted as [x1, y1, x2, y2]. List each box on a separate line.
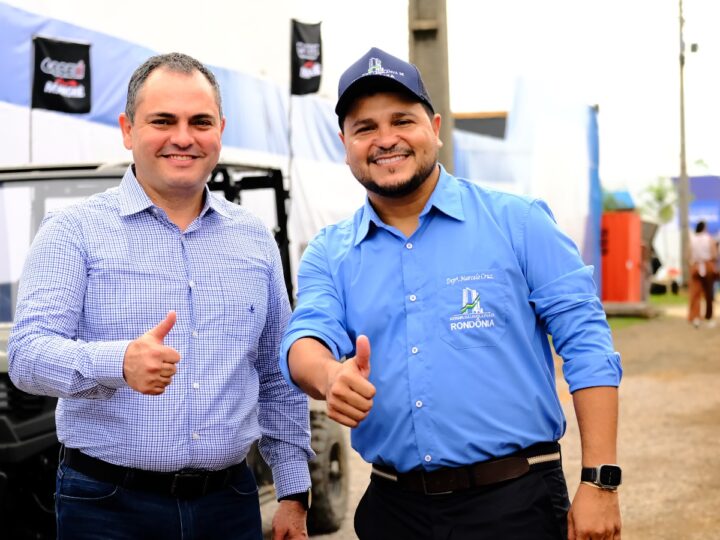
[695, 221, 706, 233]
[125, 52, 222, 122]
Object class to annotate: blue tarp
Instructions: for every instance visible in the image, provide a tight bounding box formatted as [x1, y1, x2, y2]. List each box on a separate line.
[0, 3, 344, 162]
[1, 2, 604, 274]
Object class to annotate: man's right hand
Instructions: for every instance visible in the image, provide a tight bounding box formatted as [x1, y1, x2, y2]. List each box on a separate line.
[123, 311, 181, 395]
[325, 335, 376, 427]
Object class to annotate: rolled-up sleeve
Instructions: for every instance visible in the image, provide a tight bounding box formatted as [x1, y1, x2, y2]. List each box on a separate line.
[522, 200, 622, 392]
[279, 230, 354, 390]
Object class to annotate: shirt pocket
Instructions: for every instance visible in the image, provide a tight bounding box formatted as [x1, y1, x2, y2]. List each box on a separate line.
[437, 269, 508, 349]
[221, 270, 268, 341]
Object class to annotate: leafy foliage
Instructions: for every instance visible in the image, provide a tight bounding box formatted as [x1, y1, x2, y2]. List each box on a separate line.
[638, 176, 677, 225]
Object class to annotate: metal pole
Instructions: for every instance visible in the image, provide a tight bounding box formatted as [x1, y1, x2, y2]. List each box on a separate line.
[678, 0, 691, 286]
[408, 0, 454, 173]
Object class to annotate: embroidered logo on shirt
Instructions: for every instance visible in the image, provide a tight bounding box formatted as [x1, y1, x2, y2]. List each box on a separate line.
[445, 275, 497, 331]
[249, 305, 255, 314]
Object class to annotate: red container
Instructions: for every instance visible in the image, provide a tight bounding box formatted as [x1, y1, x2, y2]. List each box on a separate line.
[601, 211, 642, 302]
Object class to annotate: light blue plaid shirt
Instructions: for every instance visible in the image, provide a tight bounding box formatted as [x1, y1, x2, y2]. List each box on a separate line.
[9, 166, 312, 498]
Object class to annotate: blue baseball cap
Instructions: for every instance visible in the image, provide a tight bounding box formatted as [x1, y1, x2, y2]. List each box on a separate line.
[335, 47, 434, 128]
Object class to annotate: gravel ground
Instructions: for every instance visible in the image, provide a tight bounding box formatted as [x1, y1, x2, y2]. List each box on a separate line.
[269, 303, 720, 539]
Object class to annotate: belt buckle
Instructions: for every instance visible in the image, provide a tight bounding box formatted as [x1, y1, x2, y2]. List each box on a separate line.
[421, 471, 453, 496]
[170, 471, 209, 499]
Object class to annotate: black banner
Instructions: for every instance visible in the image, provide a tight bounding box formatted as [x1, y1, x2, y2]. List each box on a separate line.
[290, 20, 322, 95]
[31, 36, 91, 113]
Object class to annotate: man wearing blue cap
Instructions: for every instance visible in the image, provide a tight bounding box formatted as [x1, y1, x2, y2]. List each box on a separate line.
[280, 47, 622, 539]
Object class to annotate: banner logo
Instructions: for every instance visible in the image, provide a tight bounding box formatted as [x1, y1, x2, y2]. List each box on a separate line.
[291, 20, 322, 95]
[32, 36, 91, 113]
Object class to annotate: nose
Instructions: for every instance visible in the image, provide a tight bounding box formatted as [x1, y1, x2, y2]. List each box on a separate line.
[373, 125, 400, 149]
[169, 123, 193, 148]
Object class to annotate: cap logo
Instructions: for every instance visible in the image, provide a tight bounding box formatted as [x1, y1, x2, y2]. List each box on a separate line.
[366, 57, 403, 78]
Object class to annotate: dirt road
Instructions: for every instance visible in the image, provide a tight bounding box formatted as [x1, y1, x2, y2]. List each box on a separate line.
[310, 306, 720, 540]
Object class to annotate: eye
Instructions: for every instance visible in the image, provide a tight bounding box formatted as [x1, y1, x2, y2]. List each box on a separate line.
[193, 118, 214, 127]
[353, 125, 373, 135]
[150, 118, 171, 125]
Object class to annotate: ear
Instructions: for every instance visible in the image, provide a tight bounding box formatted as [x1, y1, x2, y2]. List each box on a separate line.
[118, 113, 133, 150]
[220, 116, 226, 134]
[338, 130, 350, 165]
[432, 113, 443, 148]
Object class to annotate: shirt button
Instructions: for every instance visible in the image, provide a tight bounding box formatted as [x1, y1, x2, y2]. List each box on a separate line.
[191, 432, 200, 440]
[411, 346, 419, 354]
[405, 242, 413, 249]
[415, 400, 423, 408]
[189, 280, 195, 288]
[192, 382, 200, 389]
[409, 294, 417, 302]
[424, 454, 432, 463]
[192, 331, 198, 338]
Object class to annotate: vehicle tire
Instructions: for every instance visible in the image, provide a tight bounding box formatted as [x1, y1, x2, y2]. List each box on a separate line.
[307, 411, 349, 534]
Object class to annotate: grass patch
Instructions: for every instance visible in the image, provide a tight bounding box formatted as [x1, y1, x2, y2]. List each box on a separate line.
[607, 316, 645, 331]
[648, 291, 688, 307]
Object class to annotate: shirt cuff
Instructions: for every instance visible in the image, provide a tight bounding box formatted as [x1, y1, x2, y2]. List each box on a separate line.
[272, 460, 311, 500]
[562, 352, 623, 393]
[92, 340, 131, 389]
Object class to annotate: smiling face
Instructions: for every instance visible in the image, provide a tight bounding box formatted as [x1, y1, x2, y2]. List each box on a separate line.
[340, 91, 442, 199]
[118, 67, 225, 205]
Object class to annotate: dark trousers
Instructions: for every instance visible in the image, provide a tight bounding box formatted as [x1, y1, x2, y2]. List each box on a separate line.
[55, 461, 263, 540]
[354, 465, 570, 540]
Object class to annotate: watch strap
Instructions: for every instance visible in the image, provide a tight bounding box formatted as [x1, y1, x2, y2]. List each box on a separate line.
[278, 489, 311, 510]
[580, 467, 598, 483]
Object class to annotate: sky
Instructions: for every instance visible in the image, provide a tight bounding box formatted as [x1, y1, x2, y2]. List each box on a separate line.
[445, 0, 720, 193]
[6, 0, 720, 195]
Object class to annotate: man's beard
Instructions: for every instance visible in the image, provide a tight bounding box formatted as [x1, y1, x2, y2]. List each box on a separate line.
[354, 150, 438, 199]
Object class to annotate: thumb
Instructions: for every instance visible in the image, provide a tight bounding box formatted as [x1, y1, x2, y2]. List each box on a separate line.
[146, 310, 177, 342]
[354, 334, 371, 378]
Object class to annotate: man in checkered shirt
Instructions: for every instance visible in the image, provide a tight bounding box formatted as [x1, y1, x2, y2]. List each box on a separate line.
[9, 52, 313, 540]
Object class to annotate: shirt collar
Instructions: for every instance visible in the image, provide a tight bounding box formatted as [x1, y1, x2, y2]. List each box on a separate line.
[118, 165, 229, 219]
[353, 164, 466, 246]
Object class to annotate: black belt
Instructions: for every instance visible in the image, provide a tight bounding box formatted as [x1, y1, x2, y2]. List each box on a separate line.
[371, 441, 561, 495]
[62, 447, 247, 499]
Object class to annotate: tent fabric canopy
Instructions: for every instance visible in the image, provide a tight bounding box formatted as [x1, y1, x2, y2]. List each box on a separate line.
[0, 2, 601, 288]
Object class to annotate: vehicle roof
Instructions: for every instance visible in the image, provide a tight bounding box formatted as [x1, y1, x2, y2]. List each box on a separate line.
[0, 161, 281, 183]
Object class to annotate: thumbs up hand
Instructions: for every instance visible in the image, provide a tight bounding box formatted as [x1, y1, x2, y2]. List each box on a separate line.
[123, 311, 181, 395]
[354, 334, 371, 379]
[325, 335, 376, 427]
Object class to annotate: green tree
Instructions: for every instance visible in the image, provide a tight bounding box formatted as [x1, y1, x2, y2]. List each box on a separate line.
[639, 176, 677, 225]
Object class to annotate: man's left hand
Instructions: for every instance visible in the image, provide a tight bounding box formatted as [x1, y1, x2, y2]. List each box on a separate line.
[271, 500, 308, 540]
[568, 483, 621, 539]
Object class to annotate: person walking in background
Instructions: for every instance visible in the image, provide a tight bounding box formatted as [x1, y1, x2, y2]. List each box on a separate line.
[688, 220, 718, 328]
[9, 52, 312, 539]
[280, 47, 622, 540]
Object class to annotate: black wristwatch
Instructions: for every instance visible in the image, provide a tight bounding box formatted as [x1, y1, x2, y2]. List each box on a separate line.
[278, 489, 311, 510]
[581, 464, 622, 490]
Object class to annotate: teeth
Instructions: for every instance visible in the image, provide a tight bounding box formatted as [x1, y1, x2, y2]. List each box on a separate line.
[375, 155, 405, 165]
[167, 155, 193, 160]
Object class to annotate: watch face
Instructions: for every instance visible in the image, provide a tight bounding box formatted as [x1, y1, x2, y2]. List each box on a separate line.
[599, 465, 622, 486]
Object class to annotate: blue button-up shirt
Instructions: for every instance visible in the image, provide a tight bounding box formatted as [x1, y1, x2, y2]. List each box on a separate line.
[281, 166, 621, 473]
[9, 167, 312, 497]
